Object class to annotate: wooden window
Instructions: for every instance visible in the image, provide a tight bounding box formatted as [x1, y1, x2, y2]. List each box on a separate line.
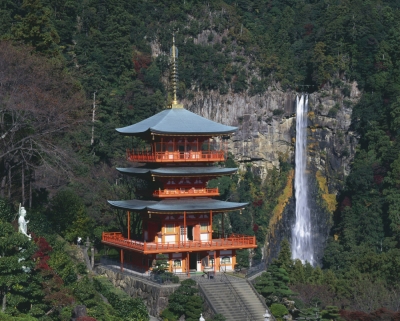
[165, 224, 175, 233]
[200, 222, 208, 232]
[173, 259, 181, 267]
[221, 256, 231, 264]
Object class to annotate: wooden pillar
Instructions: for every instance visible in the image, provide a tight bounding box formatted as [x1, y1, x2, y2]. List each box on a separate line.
[120, 249, 124, 272]
[209, 210, 213, 241]
[184, 211, 186, 244]
[187, 252, 190, 277]
[222, 212, 224, 238]
[127, 211, 130, 240]
[215, 250, 218, 273]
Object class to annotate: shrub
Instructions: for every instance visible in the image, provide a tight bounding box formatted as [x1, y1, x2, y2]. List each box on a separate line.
[270, 303, 289, 320]
[273, 109, 284, 116]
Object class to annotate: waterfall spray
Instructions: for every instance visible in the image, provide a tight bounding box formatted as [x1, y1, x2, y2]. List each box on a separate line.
[292, 95, 314, 265]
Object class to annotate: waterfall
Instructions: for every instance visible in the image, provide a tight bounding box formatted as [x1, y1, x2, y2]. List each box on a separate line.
[291, 95, 314, 265]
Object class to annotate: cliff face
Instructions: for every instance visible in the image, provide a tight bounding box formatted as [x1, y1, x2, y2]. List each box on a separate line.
[183, 83, 361, 263]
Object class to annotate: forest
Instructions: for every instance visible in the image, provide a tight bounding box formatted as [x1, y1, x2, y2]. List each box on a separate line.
[0, 0, 400, 320]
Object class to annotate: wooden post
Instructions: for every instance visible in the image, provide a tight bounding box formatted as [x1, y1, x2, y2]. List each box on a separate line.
[215, 250, 218, 274]
[209, 210, 213, 241]
[120, 249, 124, 272]
[222, 212, 224, 238]
[187, 252, 190, 277]
[184, 211, 186, 244]
[127, 211, 130, 240]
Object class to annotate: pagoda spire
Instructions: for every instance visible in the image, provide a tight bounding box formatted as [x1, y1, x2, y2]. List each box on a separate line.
[170, 33, 183, 109]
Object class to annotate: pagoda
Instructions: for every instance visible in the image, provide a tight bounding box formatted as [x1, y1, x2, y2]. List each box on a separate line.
[102, 36, 257, 275]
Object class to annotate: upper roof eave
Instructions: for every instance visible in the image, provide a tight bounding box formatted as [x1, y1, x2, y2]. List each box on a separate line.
[116, 108, 237, 136]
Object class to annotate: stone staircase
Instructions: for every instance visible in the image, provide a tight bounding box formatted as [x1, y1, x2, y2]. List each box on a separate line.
[197, 274, 270, 321]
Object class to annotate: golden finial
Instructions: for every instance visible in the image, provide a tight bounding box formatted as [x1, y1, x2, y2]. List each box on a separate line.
[170, 32, 183, 108]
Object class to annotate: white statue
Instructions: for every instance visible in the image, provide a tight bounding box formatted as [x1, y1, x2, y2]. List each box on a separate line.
[18, 205, 31, 239]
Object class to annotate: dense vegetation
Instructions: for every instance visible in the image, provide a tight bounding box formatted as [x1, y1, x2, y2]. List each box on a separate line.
[1, 0, 400, 319]
[255, 240, 400, 321]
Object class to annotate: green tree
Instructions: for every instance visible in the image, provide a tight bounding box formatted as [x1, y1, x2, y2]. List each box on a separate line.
[12, 0, 60, 56]
[47, 189, 86, 238]
[275, 239, 293, 271]
[0, 199, 14, 223]
[270, 303, 289, 321]
[0, 221, 36, 313]
[255, 264, 294, 304]
[163, 279, 201, 320]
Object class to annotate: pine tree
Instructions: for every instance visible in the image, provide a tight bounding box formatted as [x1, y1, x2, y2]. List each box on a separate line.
[255, 264, 294, 304]
[0, 221, 36, 313]
[275, 239, 293, 271]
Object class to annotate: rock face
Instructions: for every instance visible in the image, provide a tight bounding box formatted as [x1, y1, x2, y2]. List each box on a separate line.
[183, 84, 360, 263]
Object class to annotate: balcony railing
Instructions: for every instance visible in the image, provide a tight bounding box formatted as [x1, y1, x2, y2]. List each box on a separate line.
[153, 187, 219, 198]
[102, 232, 257, 254]
[126, 150, 225, 163]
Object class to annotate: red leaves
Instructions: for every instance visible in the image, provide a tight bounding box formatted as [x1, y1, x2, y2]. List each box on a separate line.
[32, 236, 53, 270]
[32, 235, 74, 312]
[373, 175, 384, 185]
[340, 308, 400, 321]
[132, 50, 151, 79]
[340, 196, 352, 210]
[252, 199, 263, 207]
[77, 317, 97, 321]
[340, 310, 372, 321]
[304, 23, 314, 36]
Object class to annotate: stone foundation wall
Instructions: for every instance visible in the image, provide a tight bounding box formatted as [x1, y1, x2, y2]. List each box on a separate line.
[95, 265, 179, 317]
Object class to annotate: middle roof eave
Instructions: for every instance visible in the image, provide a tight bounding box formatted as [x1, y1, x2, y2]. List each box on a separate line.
[107, 198, 248, 213]
[116, 167, 237, 176]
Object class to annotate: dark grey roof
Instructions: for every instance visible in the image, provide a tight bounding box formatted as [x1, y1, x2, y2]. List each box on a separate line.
[116, 167, 237, 176]
[108, 199, 158, 210]
[116, 108, 237, 135]
[107, 198, 247, 213]
[117, 167, 150, 175]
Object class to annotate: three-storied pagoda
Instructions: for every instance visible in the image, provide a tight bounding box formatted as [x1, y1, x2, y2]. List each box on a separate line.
[102, 36, 257, 274]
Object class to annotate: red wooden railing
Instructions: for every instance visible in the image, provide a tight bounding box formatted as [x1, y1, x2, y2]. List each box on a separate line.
[126, 150, 225, 163]
[102, 232, 257, 253]
[153, 187, 219, 198]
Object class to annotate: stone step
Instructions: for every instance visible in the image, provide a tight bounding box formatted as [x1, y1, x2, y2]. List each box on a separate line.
[200, 284, 248, 320]
[199, 276, 268, 321]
